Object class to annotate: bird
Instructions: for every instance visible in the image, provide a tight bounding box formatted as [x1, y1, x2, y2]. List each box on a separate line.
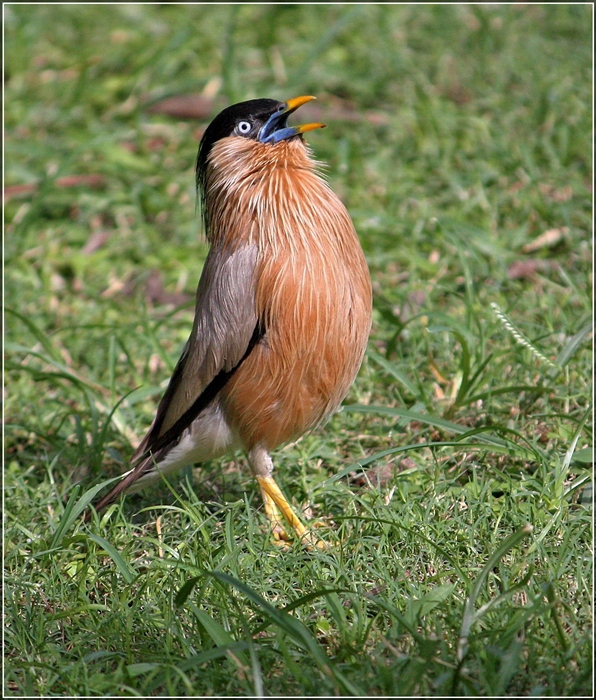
[87, 95, 372, 547]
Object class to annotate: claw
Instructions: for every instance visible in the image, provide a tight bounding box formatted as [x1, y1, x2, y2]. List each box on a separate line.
[256, 475, 327, 550]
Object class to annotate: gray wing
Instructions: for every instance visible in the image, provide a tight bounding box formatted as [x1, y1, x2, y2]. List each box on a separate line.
[132, 241, 260, 460]
[85, 243, 261, 518]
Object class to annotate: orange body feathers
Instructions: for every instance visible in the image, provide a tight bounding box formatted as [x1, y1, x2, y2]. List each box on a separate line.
[211, 137, 371, 450]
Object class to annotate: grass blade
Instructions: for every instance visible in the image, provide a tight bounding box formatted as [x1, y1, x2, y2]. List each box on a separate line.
[50, 476, 121, 549]
[344, 404, 536, 457]
[457, 523, 534, 663]
[551, 322, 592, 374]
[367, 348, 419, 396]
[86, 533, 134, 584]
[206, 570, 364, 696]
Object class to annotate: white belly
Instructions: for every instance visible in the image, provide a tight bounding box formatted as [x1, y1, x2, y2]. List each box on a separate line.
[126, 400, 240, 493]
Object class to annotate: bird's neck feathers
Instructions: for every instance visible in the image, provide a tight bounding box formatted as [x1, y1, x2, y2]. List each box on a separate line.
[201, 137, 344, 252]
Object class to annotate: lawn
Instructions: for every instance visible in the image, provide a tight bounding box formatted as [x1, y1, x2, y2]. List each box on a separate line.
[3, 3, 593, 696]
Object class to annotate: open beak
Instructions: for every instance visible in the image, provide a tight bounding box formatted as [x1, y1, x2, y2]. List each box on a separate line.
[258, 95, 326, 144]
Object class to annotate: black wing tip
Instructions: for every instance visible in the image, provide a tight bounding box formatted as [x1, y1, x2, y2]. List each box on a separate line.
[83, 457, 153, 522]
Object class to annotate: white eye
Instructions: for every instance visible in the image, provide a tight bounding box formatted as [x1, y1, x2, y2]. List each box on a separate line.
[237, 120, 252, 135]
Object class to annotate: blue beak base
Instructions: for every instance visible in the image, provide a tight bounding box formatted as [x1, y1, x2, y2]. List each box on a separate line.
[258, 107, 295, 144]
[257, 96, 325, 144]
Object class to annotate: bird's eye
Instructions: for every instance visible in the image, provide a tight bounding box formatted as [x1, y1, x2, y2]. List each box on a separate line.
[237, 121, 252, 135]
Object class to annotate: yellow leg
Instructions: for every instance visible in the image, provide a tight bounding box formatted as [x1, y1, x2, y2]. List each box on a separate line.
[256, 475, 326, 550]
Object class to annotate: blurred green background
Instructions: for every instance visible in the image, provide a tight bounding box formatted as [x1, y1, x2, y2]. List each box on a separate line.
[4, 4, 592, 697]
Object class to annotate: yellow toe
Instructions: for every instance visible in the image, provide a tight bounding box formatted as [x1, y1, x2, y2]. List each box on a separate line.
[256, 476, 327, 550]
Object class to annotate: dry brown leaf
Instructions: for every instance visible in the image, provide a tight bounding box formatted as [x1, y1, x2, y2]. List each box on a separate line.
[4, 174, 105, 201]
[539, 183, 573, 202]
[145, 270, 191, 307]
[145, 94, 215, 120]
[522, 227, 569, 253]
[81, 230, 111, 255]
[507, 259, 555, 279]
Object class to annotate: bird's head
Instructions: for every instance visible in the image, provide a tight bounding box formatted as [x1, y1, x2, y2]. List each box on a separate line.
[196, 96, 325, 202]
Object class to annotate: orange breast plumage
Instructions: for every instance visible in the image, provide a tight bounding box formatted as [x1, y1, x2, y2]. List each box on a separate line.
[206, 137, 372, 450]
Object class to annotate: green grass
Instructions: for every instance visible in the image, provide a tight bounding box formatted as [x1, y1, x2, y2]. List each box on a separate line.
[4, 3, 593, 696]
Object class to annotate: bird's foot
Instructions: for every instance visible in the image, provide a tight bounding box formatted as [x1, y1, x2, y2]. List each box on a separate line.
[257, 476, 327, 550]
